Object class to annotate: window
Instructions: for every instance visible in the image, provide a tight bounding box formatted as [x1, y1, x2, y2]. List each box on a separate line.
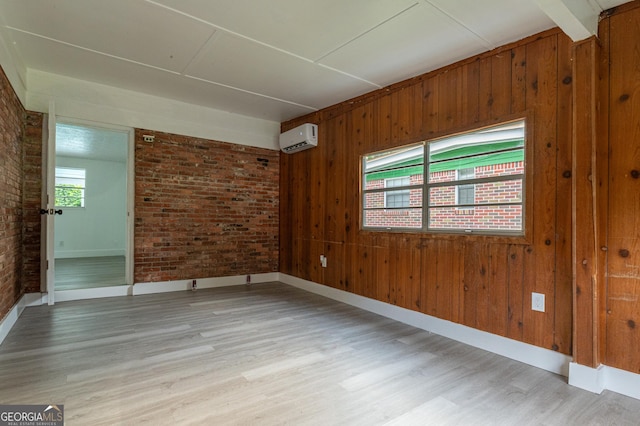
[362, 144, 423, 229]
[362, 119, 525, 235]
[456, 168, 475, 207]
[55, 167, 86, 207]
[385, 177, 411, 208]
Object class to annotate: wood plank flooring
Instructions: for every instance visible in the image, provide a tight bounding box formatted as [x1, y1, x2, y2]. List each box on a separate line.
[55, 256, 126, 290]
[1, 282, 639, 425]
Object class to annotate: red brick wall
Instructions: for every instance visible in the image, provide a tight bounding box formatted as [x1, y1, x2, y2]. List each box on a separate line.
[0, 66, 26, 320]
[364, 161, 524, 230]
[134, 129, 279, 283]
[23, 112, 43, 292]
[1, 61, 280, 314]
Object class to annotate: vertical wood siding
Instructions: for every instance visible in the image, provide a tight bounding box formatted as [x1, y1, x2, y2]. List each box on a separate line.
[280, 29, 574, 354]
[602, 3, 640, 373]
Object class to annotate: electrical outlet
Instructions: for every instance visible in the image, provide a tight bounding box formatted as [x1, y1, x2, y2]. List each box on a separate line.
[532, 292, 545, 312]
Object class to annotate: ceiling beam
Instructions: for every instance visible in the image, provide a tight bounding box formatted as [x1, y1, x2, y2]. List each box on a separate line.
[535, 0, 601, 41]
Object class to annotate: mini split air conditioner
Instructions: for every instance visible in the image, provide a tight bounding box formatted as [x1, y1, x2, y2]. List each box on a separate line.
[279, 123, 318, 153]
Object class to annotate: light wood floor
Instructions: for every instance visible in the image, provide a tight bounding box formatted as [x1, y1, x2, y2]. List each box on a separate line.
[54, 256, 126, 290]
[1, 282, 639, 425]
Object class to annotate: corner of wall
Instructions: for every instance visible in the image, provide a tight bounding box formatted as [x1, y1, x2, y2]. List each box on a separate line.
[568, 362, 605, 394]
[0, 293, 43, 346]
[0, 28, 27, 106]
[568, 362, 640, 400]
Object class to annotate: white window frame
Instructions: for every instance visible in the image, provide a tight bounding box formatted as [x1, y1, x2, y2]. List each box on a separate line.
[384, 177, 411, 208]
[362, 119, 526, 236]
[455, 167, 476, 208]
[55, 167, 86, 208]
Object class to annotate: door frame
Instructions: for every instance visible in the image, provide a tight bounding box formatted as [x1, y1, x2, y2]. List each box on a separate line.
[42, 114, 135, 301]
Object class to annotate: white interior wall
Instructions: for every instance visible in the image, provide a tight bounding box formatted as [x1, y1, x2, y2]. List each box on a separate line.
[26, 70, 281, 151]
[0, 28, 26, 105]
[0, 32, 280, 151]
[54, 156, 127, 259]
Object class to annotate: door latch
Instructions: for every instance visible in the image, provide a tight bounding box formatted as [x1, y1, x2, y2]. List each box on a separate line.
[39, 208, 63, 215]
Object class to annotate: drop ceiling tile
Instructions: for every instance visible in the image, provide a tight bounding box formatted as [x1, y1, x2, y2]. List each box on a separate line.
[0, 0, 215, 73]
[9, 29, 311, 122]
[320, 2, 487, 87]
[149, 0, 418, 60]
[185, 32, 379, 109]
[427, 0, 555, 48]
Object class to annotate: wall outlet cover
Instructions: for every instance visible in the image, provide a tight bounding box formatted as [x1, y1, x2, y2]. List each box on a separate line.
[532, 292, 545, 312]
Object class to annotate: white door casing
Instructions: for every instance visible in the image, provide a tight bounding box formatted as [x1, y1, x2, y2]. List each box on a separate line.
[45, 100, 57, 305]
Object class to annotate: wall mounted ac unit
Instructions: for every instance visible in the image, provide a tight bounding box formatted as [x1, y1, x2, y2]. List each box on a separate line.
[279, 123, 318, 153]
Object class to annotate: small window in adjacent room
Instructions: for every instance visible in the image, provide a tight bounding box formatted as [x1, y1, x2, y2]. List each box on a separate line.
[55, 167, 86, 207]
[384, 177, 411, 208]
[456, 167, 476, 207]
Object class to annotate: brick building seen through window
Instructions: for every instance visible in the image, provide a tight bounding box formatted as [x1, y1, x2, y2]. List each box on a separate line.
[362, 120, 525, 235]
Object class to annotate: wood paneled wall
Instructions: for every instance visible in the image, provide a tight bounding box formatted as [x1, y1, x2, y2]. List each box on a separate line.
[280, 29, 574, 354]
[600, 2, 640, 374]
[571, 37, 601, 368]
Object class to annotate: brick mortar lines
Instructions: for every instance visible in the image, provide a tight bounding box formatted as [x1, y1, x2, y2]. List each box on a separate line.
[134, 129, 279, 283]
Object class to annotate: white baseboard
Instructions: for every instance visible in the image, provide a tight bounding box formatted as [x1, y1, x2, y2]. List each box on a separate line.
[570, 362, 640, 400]
[279, 273, 571, 376]
[133, 272, 279, 295]
[569, 362, 605, 393]
[0, 292, 43, 345]
[606, 365, 640, 400]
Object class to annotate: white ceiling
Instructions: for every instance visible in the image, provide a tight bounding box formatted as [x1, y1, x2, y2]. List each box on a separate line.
[56, 122, 129, 162]
[0, 0, 630, 123]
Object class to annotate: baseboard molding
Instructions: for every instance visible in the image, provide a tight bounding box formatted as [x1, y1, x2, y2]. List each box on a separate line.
[569, 362, 640, 400]
[606, 365, 640, 400]
[568, 362, 605, 393]
[279, 273, 571, 377]
[133, 272, 279, 295]
[0, 292, 43, 346]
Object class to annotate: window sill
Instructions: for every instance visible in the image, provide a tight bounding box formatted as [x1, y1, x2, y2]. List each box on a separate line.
[360, 227, 531, 245]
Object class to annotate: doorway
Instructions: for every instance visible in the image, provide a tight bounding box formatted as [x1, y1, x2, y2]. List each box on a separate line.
[51, 120, 133, 293]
